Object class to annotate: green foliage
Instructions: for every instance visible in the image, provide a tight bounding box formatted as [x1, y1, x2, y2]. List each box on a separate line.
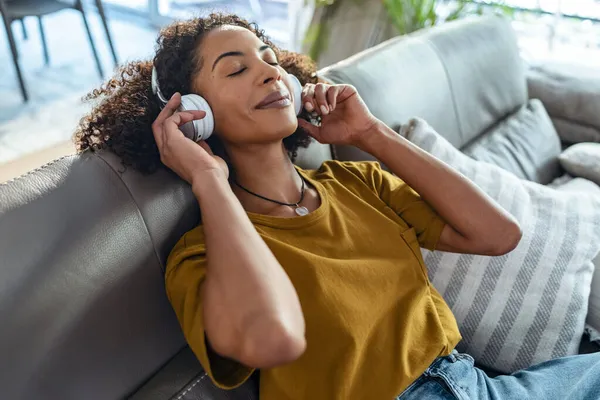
[383, 0, 513, 34]
[383, 0, 438, 34]
[304, 0, 514, 62]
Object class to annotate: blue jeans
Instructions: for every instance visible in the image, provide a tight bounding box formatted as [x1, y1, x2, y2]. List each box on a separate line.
[396, 350, 600, 400]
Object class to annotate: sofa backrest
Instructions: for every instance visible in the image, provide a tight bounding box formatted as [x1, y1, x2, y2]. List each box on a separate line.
[0, 151, 197, 399]
[320, 15, 527, 164]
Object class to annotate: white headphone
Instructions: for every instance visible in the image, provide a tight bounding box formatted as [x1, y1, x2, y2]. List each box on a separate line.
[151, 66, 304, 142]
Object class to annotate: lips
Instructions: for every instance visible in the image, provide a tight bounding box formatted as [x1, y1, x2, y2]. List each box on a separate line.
[256, 90, 290, 109]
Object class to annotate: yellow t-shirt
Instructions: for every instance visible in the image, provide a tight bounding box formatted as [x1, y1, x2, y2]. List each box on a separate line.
[165, 160, 462, 400]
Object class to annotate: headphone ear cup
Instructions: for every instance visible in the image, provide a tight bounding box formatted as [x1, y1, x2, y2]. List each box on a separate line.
[178, 94, 215, 141]
[289, 74, 303, 116]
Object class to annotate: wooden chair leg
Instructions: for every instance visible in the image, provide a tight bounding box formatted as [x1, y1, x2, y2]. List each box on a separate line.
[2, 16, 28, 101]
[95, 0, 118, 66]
[38, 16, 50, 65]
[75, 1, 104, 78]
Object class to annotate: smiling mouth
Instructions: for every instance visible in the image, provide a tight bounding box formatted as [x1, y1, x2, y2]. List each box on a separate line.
[256, 91, 292, 109]
[257, 98, 292, 110]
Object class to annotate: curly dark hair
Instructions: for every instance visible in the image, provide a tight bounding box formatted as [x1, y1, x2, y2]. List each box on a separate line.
[74, 13, 318, 175]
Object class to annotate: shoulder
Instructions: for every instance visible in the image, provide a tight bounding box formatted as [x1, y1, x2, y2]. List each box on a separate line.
[166, 225, 206, 277]
[313, 159, 383, 180]
[309, 160, 386, 190]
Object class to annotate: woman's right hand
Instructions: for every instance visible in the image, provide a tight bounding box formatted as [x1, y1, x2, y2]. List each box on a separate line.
[152, 92, 229, 185]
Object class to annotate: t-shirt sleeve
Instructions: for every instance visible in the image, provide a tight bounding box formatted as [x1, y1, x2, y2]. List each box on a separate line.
[336, 160, 446, 251]
[165, 226, 255, 390]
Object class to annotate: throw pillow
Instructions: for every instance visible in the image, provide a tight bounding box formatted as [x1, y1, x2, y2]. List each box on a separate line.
[558, 143, 600, 187]
[553, 177, 600, 338]
[401, 118, 600, 373]
[463, 99, 562, 184]
[587, 254, 600, 339]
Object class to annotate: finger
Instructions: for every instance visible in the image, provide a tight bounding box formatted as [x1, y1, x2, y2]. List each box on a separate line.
[302, 84, 316, 113]
[152, 93, 181, 149]
[182, 110, 207, 121]
[301, 84, 310, 101]
[163, 111, 205, 139]
[298, 118, 321, 141]
[172, 110, 206, 126]
[314, 83, 329, 115]
[302, 84, 315, 112]
[155, 92, 181, 126]
[326, 86, 338, 111]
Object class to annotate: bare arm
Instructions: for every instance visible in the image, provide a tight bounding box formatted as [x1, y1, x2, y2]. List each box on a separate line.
[298, 83, 521, 256]
[153, 93, 305, 369]
[193, 170, 306, 369]
[358, 121, 522, 256]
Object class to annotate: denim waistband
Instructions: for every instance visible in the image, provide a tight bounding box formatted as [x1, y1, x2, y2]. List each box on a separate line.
[423, 349, 473, 375]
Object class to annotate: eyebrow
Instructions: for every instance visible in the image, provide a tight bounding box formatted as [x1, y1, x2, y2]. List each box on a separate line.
[212, 45, 272, 71]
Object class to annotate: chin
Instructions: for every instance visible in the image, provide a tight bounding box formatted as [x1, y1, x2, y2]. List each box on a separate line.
[259, 110, 299, 139]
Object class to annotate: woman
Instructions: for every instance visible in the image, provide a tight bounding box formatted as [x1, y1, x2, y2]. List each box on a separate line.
[75, 13, 600, 400]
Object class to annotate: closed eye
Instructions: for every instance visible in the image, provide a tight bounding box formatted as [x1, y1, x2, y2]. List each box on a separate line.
[228, 67, 247, 77]
[227, 62, 279, 78]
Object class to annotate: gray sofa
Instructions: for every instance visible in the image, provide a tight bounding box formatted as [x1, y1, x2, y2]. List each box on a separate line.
[1, 15, 598, 400]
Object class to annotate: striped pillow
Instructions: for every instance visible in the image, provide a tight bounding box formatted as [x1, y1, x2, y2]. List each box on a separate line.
[402, 118, 600, 373]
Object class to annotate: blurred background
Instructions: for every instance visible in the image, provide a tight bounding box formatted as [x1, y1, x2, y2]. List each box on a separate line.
[1, 0, 599, 171]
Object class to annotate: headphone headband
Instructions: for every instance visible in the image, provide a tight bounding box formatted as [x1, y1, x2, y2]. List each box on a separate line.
[151, 66, 169, 105]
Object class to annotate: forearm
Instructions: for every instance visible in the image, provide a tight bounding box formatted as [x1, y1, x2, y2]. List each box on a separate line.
[192, 170, 306, 367]
[357, 121, 520, 249]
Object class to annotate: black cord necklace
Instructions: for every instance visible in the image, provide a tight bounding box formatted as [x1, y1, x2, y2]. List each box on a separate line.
[232, 168, 310, 216]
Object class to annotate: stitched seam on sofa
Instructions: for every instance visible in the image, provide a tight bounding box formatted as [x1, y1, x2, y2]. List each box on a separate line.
[93, 153, 166, 272]
[418, 37, 466, 146]
[0, 154, 74, 187]
[173, 373, 208, 400]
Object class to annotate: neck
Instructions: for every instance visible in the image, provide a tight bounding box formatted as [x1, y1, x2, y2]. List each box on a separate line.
[227, 142, 303, 212]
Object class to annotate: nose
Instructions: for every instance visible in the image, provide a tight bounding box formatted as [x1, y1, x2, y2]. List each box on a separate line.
[259, 61, 281, 86]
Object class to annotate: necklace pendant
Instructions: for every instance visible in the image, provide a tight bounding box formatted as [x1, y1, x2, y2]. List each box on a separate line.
[295, 206, 309, 216]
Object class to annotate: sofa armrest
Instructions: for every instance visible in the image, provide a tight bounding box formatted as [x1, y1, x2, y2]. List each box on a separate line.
[526, 61, 600, 144]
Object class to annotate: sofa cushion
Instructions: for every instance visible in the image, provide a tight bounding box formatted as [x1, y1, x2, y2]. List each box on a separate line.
[422, 16, 527, 148]
[129, 346, 259, 400]
[402, 118, 600, 373]
[552, 117, 600, 145]
[559, 143, 600, 187]
[527, 62, 600, 144]
[463, 99, 562, 184]
[319, 34, 461, 164]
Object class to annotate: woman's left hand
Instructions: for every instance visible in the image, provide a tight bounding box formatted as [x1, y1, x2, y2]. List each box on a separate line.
[297, 83, 379, 147]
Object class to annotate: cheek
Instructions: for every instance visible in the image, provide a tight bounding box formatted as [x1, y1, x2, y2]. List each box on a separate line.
[212, 90, 248, 121]
[210, 89, 256, 135]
